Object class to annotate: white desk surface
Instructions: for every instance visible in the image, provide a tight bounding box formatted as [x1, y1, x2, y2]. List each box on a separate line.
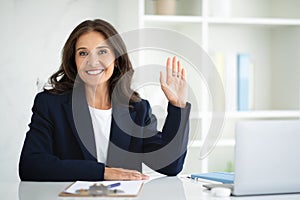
[3, 176, 300, 200]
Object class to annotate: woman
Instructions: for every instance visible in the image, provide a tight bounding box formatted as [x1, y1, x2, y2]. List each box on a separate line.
[19, 19, 191, 181]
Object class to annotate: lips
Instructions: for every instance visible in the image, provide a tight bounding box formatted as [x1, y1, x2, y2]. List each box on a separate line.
[85, 69, 105, 75]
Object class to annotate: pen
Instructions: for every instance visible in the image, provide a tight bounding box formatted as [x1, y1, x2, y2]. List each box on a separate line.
[106, 182, 121, 189]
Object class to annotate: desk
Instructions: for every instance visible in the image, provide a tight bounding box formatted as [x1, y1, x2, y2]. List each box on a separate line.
[2, 177, 300, 199]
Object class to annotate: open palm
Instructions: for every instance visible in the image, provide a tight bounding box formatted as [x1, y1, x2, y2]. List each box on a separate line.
[160, 56, 187, 108]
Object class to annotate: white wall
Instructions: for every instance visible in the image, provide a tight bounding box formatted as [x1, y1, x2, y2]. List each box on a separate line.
[0, 0, 121, 182]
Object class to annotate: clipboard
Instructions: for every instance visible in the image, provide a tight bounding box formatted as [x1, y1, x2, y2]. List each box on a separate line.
[59, 180, 144, 197]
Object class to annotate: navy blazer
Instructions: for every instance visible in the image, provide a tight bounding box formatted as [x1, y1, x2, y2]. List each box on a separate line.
[19, 87, 191, 181]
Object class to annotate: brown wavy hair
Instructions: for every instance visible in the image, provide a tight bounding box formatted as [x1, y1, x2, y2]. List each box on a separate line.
[47, 19, 140, 103]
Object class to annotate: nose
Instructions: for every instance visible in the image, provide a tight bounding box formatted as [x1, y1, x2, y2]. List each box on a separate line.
[86, 52, 101, 67]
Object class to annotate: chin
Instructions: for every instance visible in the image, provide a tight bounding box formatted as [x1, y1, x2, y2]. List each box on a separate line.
[85, 80, 108, 87]
[79, 75, 108, 86]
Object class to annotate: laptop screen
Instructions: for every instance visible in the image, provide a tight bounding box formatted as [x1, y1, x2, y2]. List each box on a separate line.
[233, 120, 300, 196]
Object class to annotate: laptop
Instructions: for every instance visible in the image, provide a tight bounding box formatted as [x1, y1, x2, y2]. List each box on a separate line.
[206, 120, 300, 196]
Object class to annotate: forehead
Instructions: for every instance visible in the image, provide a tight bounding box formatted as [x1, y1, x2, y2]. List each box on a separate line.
[76, 31, 108, 48]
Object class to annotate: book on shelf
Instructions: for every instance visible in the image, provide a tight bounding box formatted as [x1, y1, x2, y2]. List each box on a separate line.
[237, 53, 254, 111]
[225, 52, 237, 112]
[212, 51, 225, 84]
[211, 52, 254, 112]
[211, 51, 226, 111]
[211, 51, 237, 112]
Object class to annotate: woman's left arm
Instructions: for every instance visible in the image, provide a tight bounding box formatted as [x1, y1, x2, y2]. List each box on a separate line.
[142, 57, 191, 175]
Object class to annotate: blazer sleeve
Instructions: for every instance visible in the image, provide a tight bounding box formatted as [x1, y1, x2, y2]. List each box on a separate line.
[142, 101, 191, 176]
[19, 93, 105, 181]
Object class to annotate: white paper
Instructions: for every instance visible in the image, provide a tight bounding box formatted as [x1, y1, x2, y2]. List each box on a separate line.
[64, 180, 143, 196]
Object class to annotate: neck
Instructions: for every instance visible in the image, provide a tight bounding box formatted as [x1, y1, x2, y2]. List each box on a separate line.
[85, 83, 111, 110]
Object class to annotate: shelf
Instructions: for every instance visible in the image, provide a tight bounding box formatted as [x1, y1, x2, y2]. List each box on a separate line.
[208, 17, 300, 26]
[144, 15, 300, 26]
[155, 111, 300, 120]
[189, 139, 235, 147]
[143, 15, 203, 23]
[225, 111, 300, 119]
[207, 0, 300, 19]
[182, 111, 299, 119]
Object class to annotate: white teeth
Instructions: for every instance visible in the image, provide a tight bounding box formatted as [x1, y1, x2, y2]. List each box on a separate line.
[86, 69, 104, 75]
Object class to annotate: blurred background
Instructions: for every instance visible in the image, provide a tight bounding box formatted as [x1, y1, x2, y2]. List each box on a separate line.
[1, 0, 300, 182]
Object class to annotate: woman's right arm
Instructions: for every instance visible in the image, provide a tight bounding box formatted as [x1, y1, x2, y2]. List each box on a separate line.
[19, 93, 105, 181]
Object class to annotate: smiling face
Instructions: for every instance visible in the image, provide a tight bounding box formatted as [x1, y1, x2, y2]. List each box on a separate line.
[75, 31, 115, 88]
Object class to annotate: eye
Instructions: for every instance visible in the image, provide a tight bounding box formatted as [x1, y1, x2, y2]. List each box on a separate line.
[98, 49, 109, 55]
[78, 51, 88, 56]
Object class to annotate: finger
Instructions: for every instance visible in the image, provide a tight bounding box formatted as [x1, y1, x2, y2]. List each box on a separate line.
[160, 71, 164, 84]
[130, 172, 146, 180]
[177, 60, 182, 78]
[120, 171, 142, 180]
[172, 56, 177, 74]
[132, 172, 149, 180]
[160, 72, 167, 89]
[122, 169, 145, 178]
[129, 170, 142, 174]
[141, 174, 150, 180]
[177, 60, 184, 79]
[182, 67, 186, 80]
[104, 167, 144, 181]
[166, 57, 172, 79]
[122, 174, 142, 180]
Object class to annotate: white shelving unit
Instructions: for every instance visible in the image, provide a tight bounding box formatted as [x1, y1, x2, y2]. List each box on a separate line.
[118, 0, 300, 174]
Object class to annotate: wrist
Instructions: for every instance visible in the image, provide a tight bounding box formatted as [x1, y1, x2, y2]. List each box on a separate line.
[170, 100, 186, 108]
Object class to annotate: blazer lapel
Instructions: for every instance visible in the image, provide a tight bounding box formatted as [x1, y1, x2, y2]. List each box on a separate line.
[106, 104, 138, 169]
[62, 86, 97, 161]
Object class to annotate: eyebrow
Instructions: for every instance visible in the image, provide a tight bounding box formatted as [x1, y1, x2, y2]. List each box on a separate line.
[76, 46, 111, 52]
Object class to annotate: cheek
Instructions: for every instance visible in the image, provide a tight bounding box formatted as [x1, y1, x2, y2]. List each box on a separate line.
[109, 64, 115, 72]
[75, 57, 81, 71]
[106, 65, 115, 77]
[75, 56, 87, 71]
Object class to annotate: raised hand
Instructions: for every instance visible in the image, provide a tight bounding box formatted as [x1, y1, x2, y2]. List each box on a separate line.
[160, 56, 187, 108]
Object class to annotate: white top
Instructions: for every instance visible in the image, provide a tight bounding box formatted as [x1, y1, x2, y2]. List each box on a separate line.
[88, 106, 112, 164]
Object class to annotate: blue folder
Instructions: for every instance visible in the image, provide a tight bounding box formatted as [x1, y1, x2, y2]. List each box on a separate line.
[191, 172, 234, 184]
